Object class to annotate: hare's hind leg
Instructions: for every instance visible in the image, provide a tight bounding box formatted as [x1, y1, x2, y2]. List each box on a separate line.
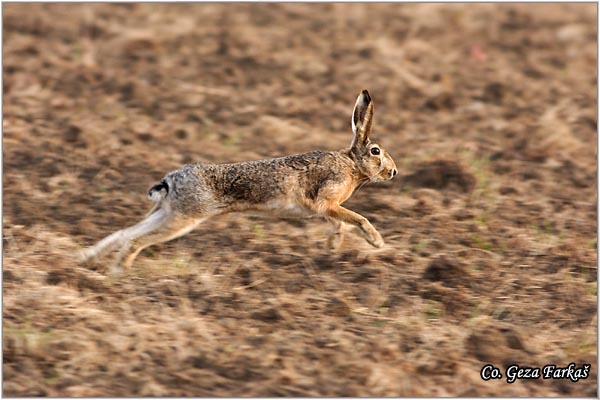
[80, 207, 170, 265]
[325, 205, 384, 248]
[112, 215, 205, 274]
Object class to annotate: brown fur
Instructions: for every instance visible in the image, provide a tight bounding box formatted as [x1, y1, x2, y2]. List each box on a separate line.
[81, 90, 397, 274]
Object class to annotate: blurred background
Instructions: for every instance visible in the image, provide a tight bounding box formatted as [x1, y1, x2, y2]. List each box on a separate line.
[3, 3, 597, 396]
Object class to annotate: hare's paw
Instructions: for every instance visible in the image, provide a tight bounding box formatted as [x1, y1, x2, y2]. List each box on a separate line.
[78, 248, 96, 265]
[110, 263, 124, 277]
[372, 238, 385, 248]
[327, 232, 343, 251]
[369, 231, 385, 248]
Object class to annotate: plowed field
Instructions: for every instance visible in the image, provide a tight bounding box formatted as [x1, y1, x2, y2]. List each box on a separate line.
[3, 3, 597, 396]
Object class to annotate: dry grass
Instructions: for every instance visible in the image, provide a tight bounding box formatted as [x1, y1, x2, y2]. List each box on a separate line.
[3, 3, 597, 396]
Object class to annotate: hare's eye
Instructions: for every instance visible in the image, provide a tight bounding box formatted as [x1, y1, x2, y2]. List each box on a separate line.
[370, 147, 381, 156]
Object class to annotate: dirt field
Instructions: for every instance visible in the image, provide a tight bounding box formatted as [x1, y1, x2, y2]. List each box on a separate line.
[2, 3, 597, 397]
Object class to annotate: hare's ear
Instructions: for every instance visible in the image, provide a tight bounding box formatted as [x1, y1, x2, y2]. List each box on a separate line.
[351, 90, 374, 148]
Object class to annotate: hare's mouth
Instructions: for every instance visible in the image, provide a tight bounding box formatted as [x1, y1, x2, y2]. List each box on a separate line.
[374, 166, 397, 182]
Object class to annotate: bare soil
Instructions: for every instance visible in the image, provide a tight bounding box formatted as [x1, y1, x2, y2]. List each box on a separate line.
[3, 3, 597, 397]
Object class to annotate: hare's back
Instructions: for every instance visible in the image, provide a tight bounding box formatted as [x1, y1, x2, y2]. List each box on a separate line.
[225, 150, 348, 196]
[166, 151, 352, 214]
[212, 151, 340, 203]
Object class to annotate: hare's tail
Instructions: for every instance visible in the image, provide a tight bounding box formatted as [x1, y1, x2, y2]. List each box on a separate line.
[148, 179, 170, 202]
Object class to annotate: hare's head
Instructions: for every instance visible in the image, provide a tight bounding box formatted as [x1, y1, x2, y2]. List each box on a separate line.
[349, 90, 397, 182]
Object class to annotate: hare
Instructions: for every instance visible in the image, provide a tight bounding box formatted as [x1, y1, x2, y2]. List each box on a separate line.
[81, 90, 397, 274]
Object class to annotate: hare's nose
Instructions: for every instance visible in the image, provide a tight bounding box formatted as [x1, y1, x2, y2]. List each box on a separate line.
[391, 169, 397, 177]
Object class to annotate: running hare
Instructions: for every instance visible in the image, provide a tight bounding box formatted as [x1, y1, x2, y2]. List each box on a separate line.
[81, 90, 397, 274]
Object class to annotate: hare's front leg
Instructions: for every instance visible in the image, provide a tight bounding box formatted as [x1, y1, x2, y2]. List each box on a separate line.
[326, 219, 346, 251]
[325, 205, 384, 248]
